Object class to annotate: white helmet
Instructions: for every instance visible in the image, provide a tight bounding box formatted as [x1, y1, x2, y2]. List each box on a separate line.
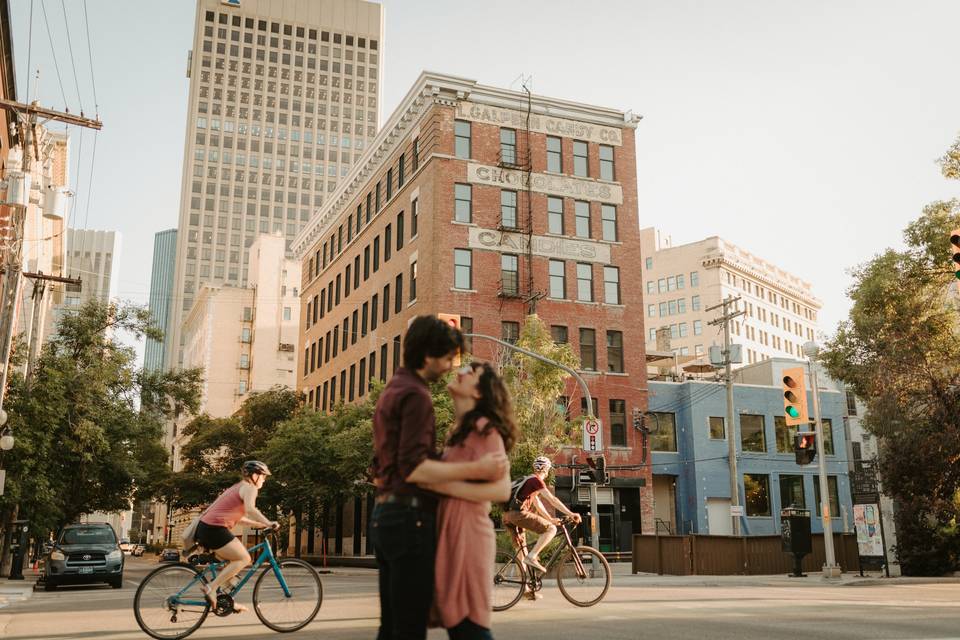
[532, 456, 552, 472]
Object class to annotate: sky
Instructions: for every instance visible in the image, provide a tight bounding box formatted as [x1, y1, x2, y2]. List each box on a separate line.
[9, 0, 960, 361]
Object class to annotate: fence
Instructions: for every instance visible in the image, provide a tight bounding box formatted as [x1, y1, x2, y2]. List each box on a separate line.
[632, 533, 860, 575]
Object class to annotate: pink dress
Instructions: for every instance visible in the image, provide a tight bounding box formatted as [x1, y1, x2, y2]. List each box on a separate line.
[433, 418, 506, 630]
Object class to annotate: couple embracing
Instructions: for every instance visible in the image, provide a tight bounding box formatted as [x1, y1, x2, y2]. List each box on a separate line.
[370, 315, 516, 640]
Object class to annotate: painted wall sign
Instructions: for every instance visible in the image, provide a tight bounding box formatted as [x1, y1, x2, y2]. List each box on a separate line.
[467, 227, 611, 264]
[456, 101, 623, 146]
[467, 163, 623, 205]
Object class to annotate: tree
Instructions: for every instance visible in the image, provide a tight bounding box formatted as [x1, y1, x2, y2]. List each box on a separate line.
[821, 135, 960, 575]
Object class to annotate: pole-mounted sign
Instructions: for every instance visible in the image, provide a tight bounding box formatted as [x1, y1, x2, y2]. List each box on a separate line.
[582, 417, 603, 452]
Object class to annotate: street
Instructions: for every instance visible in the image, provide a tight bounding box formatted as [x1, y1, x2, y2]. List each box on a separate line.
[1, 557, 958, 640]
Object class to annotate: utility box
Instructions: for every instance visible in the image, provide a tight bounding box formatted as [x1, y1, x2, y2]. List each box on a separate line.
[781, 507, 811, 577]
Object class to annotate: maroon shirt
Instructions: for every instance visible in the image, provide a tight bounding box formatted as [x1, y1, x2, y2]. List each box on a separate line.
[371, 367, 438, 509]
[517, 476, 547, 510]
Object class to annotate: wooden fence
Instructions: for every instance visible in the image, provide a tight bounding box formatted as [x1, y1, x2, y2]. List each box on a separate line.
[632, 533, 860, 575]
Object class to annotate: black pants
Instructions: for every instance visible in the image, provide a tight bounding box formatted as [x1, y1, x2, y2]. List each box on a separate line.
[371, 503, 436, 640]
[448, 618, 493, 640]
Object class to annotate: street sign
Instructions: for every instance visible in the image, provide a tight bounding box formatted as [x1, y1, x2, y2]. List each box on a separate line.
[582, 417, 603, 451]
[730, 505, 744, 517]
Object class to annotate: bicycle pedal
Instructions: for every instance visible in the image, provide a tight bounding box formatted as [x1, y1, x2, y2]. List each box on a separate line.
[213, 593, 235, 617]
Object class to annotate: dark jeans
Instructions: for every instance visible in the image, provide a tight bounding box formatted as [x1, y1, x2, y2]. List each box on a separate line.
[448, 618, 494, 640]
[371, 503, 436, 640]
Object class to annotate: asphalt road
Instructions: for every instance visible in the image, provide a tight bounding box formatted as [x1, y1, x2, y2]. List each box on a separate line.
[2, 557, 959, 640]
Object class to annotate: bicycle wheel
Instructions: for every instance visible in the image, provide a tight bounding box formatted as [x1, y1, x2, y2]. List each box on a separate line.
[252, 558, 323, 632]
[492, 550, 525, 612]
[556, 546, 611, 607]
[134, 563, 210, 640]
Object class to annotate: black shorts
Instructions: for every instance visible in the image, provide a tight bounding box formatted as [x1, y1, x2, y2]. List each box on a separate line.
[196, 521, 237, 550]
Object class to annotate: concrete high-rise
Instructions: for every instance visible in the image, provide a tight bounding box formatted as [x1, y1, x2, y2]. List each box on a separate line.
[47, 229, 121, 337]
[165, 0, 384, 372]
[144, 229, 177, 372]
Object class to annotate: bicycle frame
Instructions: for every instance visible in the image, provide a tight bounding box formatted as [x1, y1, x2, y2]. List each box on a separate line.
[513, 520, 587, 579]
[171, 536, 290, 608]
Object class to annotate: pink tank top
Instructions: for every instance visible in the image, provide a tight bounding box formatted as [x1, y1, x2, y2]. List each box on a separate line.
[200, 483, 246, 529]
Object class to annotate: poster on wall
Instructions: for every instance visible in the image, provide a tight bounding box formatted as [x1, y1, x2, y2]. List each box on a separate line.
[854, 504, 884, 557]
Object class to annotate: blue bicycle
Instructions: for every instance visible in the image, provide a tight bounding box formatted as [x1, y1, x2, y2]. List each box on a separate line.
[133, 525, 322, 639]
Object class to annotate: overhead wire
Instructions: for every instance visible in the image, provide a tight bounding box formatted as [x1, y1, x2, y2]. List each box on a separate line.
[25, 0, 34, 103]
[38, 0, 68, 110]
[81, 0, 98, 115]
[59, 0, 84, 114]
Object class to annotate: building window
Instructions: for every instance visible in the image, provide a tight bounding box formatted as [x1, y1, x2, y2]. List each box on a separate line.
[502, 321, 520, 344]
[358, 358, 367, 397]
[454, 249, 472, 290]
[380, 343, 388, 382]
[382, 283, 390, 323]
[411, 198, 419, 237]
[744, 474, 771, 517]
[549, 260, 566, 299]
[410, 261, 417, 301]
[599, 144, 614, 181]
[650, 412, 677, 452]
[692, 295, 701, 311]
[550, 325, 568, 344]
[576, 263, 593, 302]
[647, 281, 655, 295]
[454, 119, 471, 159]
[454, 184, 472, 223]
[396, 211, 405, 250]
[240, 353, 249, 369]
[606, 330, 623, 373]
[774, 416, 797, 454]
[546, 136, 562, 172]
[740, 414, 767, 453]
[283, 306, 291, 321]
[601, 205, 617, 242]
[241, 327, 251, 343]
[821, 419, 835, 455]
[394, 274, 403, 313]
[371, 294, 379, 330]
[461, 316, 473, 354]
[709, 416, 725, 439]
[500, 128, 517, 164]
[603, 266, 620, 305]
[579, 328, 596, 370]
[385, 224, 392, 262]
[547, 197, 564, 234]
[693, 320, 702, 335]
[501, 190, 518, 228]
[645, 257, 653, 270]
[845, 391, 857, 416]
[779, 474, 806, 509]
[690, 271, 699, 287]
[573, 140, 588, 177]
[501, 254, 519, 296]
[814, 476, 840, 518]
[574, 201, 590, 238]
[412, 137, 420, 172]
[610, 400, 626, 447]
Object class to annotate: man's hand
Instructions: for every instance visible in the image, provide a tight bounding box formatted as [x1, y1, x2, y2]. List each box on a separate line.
[570, 513, 583, 524]
[473, 452, 509, 480]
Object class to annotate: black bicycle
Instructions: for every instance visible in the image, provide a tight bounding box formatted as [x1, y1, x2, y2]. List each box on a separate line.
[493, 515, 611, 611]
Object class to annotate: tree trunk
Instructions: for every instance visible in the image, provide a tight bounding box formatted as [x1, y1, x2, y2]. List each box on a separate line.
[293, 506, 303, 559]
[307, 499, 316, 554]
[0, 504, 19, 577]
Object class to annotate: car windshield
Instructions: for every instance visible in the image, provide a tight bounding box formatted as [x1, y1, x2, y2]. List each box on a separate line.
[60, 527, 116, 545]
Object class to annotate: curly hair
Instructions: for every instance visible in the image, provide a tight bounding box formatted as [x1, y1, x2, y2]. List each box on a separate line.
[446, 361, 519, 453]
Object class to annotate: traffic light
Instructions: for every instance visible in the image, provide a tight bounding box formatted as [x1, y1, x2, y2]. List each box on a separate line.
[794, 432, 816, 465]
[782, 367, 809, 427]
[437, 313, 462, 366]
[951, 230, 960, 282]
[632, 409, 644, 431]
[585, 455, 607, 484]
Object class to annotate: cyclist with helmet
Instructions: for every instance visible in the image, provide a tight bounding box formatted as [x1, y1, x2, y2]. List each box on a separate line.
[196, 460, 278, 612]
[502, 456, 581, 577]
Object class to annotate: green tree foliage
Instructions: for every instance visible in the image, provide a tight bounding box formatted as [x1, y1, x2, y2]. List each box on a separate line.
[0, 301, 202, 534]
[821, 145, 960, 574]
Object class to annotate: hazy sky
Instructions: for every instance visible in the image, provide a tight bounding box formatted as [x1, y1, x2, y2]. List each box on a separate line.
[10, 0, 960, 359]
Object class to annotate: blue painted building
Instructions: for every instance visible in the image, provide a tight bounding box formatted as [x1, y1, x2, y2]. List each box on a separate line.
[648, 377, 852, 536]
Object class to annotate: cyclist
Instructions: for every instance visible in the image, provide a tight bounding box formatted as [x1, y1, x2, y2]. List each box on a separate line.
[196, 460, 278, 612]
[502, 456, 581, 576]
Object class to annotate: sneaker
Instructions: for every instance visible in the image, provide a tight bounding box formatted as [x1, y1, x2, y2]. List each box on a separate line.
[523, 556, 546, 573]
[523, 591, 542, 601]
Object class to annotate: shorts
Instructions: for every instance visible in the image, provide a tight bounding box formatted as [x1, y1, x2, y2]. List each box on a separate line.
[502, 509, 552, 535]
[196, 520, 237, 551]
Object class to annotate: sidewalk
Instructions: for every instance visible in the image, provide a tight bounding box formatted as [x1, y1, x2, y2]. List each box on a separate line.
[0, 573, 39, 609]
[611, 562, 960, 588]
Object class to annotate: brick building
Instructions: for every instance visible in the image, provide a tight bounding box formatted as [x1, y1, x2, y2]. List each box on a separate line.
[293, 71, 650, 554]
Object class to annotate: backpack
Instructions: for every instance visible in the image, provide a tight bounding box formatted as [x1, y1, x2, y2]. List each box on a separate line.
[504, 475, 535, 511]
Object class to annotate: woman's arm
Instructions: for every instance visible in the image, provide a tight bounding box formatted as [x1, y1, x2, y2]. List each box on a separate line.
[239, 483, 274, 527]
[427, 474, 511, 503]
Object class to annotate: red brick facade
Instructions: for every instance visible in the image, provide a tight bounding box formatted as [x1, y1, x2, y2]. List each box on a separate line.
[296, 74, 651, 551]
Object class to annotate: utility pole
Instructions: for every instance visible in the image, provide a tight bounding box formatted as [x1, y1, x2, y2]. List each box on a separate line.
[22, 272, 82, 381]
[707, 296, 745, 536]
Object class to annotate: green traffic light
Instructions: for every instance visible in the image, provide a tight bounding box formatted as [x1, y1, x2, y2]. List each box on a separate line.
[786, 406, 800, 419]
[955, 269, 960, 280]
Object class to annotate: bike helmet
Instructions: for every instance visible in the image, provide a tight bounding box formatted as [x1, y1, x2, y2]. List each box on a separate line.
[532, 456, 552, 472]
[242, 460, 272, 477]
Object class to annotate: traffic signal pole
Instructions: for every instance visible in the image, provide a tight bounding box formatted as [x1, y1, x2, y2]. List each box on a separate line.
[805, 350, 841, 578]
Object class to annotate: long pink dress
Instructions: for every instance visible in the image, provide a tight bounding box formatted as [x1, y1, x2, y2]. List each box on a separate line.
[433, 418, 505, 630]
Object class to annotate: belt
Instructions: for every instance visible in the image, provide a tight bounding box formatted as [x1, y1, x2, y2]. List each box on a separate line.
[375, 493, 426, 509]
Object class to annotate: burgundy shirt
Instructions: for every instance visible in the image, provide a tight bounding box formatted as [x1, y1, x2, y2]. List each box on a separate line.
[517, 476, 547, 510]
[371, 367, 438, 509]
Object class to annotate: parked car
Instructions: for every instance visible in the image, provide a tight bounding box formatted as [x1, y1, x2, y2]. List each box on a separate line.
[44, 523, 124, 590]
[119, 539, 132, 554]
[159, 548, 180, 562]
[131, 544, 145, 557]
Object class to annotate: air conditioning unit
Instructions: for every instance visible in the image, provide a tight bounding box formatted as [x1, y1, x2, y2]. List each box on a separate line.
[278, 343, 295, 352]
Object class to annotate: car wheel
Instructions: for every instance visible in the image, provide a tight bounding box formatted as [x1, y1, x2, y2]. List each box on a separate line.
[109, 577, 123, 589]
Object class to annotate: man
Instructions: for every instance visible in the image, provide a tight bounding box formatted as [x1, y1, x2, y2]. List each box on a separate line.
[371, 315, 508, 640]
[503, 456, 581, 575]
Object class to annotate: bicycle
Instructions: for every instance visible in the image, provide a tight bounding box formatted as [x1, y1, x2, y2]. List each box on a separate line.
[492, 515, 611, 611]
[133, 525, 322, 640]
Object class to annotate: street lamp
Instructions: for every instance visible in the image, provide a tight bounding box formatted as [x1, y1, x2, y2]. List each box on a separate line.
[0, 427, 12, 451]
[802, 341, 842, 578]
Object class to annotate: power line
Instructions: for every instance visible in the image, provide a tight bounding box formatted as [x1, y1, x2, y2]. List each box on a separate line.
[25, 0, 35, 103]
[59, 0, 84, 114]
[81, 0, 98, 114]
[39, 0, 68, 110]
[82, 131, 98, 228]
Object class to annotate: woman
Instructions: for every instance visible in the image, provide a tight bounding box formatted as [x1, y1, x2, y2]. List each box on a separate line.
[425, 361, 519, 640]
[196, 460, 278, 612]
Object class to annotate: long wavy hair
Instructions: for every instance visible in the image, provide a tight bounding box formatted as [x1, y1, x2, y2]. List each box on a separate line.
[447, 361, 519, 453]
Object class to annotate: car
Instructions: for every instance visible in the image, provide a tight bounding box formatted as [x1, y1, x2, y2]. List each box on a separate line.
[44, 523, 124, 591]
[119, 539, 132, 554]
[131, 544, 145, 557]
[159, 548, 181, 562]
